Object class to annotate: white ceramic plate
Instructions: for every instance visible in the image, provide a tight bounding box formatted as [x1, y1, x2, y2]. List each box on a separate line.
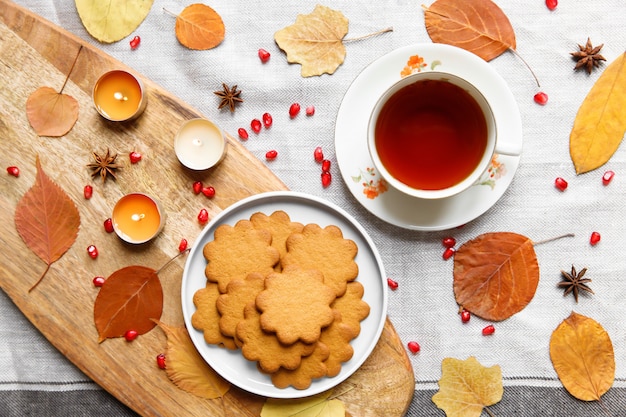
[181, 191, 387, 398]
[335, 43, 523, 231]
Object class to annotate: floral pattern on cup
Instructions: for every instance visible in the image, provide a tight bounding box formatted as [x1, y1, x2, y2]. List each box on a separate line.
[352, 167, 389, 199]
[474, 154, 507, 189]
[401, 54, 443, 78]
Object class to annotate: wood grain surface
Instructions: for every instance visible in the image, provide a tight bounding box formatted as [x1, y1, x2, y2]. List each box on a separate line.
[0, 1, 415, 415]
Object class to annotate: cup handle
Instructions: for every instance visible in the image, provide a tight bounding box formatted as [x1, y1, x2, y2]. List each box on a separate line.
[494, 140, 522, 156]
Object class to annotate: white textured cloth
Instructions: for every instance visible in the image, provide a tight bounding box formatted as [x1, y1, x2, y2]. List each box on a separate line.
[2, 0, 626, 415]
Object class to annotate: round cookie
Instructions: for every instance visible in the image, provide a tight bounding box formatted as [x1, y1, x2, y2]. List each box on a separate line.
[331, 281, 370, 339]
[250, 210, 304, 271]
[269, 342, 331, 390]
[191, 282, 237, 350]
[320, 310, 358, 377]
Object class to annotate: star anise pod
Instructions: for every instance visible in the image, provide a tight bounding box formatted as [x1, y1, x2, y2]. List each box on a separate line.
[558, 265, 593, 303]
[571, 38, 606, 74]
[87, 149, 121, 183]
[213, 83, 243, 112]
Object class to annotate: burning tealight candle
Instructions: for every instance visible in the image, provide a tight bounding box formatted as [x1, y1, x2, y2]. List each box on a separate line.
[174, 118, 227, 170]
[112, 193, 165, 244]
[93, 70, 147, 121]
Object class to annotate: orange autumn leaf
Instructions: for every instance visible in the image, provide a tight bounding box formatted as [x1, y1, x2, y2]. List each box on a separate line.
[15, 156, 80, 292]
[432, 356, 503, 417]
[155, 321, 230, 399]
[26, 86, 79, 137]
[175, 3, 225, 50]
[550, 312, 615, 401]
[94, 265, 163, 342]
[453, 232, 539, 321]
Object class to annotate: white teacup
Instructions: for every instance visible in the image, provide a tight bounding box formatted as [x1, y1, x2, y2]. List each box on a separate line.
[367, 71, 521, 200]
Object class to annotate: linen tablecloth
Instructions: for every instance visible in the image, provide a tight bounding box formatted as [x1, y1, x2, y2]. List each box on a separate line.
[2, 0, 625, 415]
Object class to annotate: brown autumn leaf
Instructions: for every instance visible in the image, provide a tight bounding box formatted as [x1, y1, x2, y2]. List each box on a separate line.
[570, 52, 626, 174]
[423, 0, 516, 62]
[274, 5, 349, 77]
[94, 265, 163, 342]
[261, 390, 346, 416]
[550, 312, 615, 401]
[453, 232, 539, 321]
[175, 3, 225, 50]
[432, 356, 503, 417]
[155, 321, 230, 399]
[26, 86, 79, 137]
[15, 156, 80, 292]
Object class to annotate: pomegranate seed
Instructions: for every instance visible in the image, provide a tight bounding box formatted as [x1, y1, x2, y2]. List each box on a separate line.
[545, 0, 558, 10]
[6, 166, 19, 177]
[590, 231, 601, 246]
[93, 276, 105, 287]
[305, 105, 315, 116]
[238, 127, 249, 140]
[443, 247, 455, 260]
[407, 341, 420, 354]
[314, 146, 324, 162]
[262, 112, 273, 128]
[124, 329, 138, 341]
[129, 35, 141, 50]
[482, 325, 495, 336]
[84, 185, 93, 199]
[197, 208, 209, 224]
[202, 186, 215, 198]
[321, 171, 332, 188]
[460, 309, 471, 323]
[87, 245, 98, 259]
[289, 103, 301, 118]
[156, 353, 167, 369]
[192, 181, 203, 194]
[534, 91, 548, 105]
[251, 119, 262, 133]
[387, 277, 398, 290]
[554, 177, 568, 191]
[602, 170, 615, 185]
[129, 151, 142, 164]
[442, 237, 456, 248]
[178, 238, 188, 252]
[258, 48, 271, 63]
[266, 150, 278, 160]
[321, 159, 331, 172]
[103, 218, 114, 233]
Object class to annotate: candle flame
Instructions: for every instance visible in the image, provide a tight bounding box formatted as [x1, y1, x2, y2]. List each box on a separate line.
[131, 213, 145, 222]
[114, 92, 129, 101]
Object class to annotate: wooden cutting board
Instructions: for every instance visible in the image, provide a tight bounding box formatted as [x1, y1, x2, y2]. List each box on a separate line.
[0, 1, 414, 415]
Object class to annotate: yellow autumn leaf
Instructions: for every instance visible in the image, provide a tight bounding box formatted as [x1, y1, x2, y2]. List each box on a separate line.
[570, 52, 626, 174]
[274, 5, 349, 77]
[549, 312, 615, 401]
[432, 357, 503, 417]
[156, 321, 230, 399]
[261, 390, 345, 417]
[75, 0, 154, 43]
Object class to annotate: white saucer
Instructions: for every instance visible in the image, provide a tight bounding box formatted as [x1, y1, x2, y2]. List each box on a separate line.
[334, 43, 522, 231]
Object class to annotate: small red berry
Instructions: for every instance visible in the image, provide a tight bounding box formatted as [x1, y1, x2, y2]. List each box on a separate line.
[124, 329, 138, 342]
[442, 237, 456, 248]
[178, 238, 188, 252]
[84, 185, 93, 199]
[602, 170, 615, 185]
[6, 166, 19, 177]
[314, 146, 324, 162]
[321, 159, 331, 172]
[192, 181, 203, 194]
[460, 309, 471, 323]
[443, 247, 455, 260]
[258, 48, 271, 63]
[321, 171, 332, 188]
[590, 231, 601, 246]
[93, 276, 105, 287]
[103, 218, 114, 233]
[407, 341, 420, 354]
[87, 245, 98, 259]
[305, 105, 315, 116]
[129, 151, 142, 164]
[554, 177, 568, 191]
[266, 150, 278, 160]
[545, 0, 558, 10]
[289, 103, 301, 118]
[156, 353, 167, 369]
[482, 324, 495, 336]
[534, 91, 548, 105]
[202, 186, 215, 198]
[251, 119, 262, 133]
[129, 35, 141, 50]
[262, 112, 273, 128]
[197, 208, 209, 224]
[387, 277, 398, 290]
[238, 127, 249, 140]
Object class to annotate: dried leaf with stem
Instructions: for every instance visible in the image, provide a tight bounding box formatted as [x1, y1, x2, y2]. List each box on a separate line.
[163, 4, 225, 50]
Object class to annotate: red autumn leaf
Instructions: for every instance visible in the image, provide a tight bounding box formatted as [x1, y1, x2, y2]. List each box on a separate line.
[453, 232, 539, 321]
[15, 156, 80, 291]
[26, 86, 79, 137]
[94, 265, 163, 342]
[175, 3, 225, 50]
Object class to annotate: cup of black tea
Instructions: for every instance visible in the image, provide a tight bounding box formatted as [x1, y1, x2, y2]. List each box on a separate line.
[368, 71, 521, 199]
